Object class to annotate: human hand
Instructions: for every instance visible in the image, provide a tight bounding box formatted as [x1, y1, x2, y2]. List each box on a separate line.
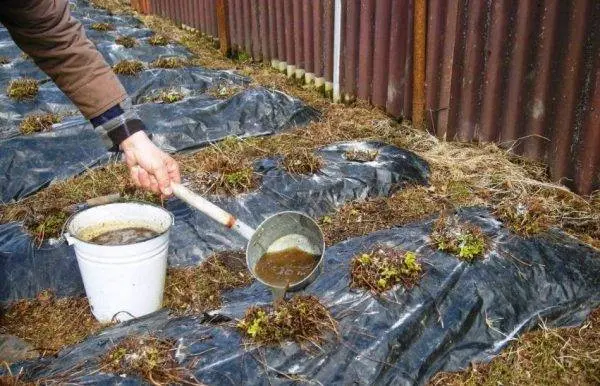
[120, 131, 180, 196]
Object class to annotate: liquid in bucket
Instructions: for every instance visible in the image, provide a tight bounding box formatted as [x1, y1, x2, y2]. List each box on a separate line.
[254, 247, 319, 287]
[86, 227, 158, 245]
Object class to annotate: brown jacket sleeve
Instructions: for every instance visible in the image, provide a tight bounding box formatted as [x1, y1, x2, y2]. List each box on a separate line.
[0, 0, 127, 118]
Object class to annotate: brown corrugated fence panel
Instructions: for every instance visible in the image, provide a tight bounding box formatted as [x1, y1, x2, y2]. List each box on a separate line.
[425, 0, 600, 194]
[140, 0, 599, 194]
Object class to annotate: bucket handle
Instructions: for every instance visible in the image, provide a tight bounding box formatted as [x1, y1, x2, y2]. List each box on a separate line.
[171, 183, 255, 240]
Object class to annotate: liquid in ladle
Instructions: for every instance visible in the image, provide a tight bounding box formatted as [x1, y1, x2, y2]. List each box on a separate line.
[89, 227, 158, 245]
[254, 247, 319, 287]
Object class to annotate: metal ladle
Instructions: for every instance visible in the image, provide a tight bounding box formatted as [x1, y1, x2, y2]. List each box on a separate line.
[171, 183, 325, 300]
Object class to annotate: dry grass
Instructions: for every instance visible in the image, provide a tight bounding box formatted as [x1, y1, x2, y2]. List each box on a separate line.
[0, 56, 11, 65]
[281, 148, 324, 175]
[350, 247, 423, 293]
[112, 60, 144, 75]
[19, 113, 61, 135]
[101, 336, 198, 385]
[90, 0, 131, 14]
[431, 213, 487, 262]
[6, 78, 39, 100]
[150, 56, 188, 69]
[237, 295, 338, 349]
[344, 149, 379, 162]
[115, 36, 137, 48]
[182, 150, 261, 196]
[90, 22, 114, 31]
[163, 251, 252, 314]
[148, 34, 169, 46]
[430, 308, 600, 386]
[0, 290, 105, 357]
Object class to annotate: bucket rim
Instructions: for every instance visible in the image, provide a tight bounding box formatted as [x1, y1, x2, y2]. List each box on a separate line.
[64, 200, 174, 247]
[246, 210, 326, 291]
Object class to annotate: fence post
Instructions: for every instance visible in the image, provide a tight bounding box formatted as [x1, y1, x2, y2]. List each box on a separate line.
[216, 0, 231, 56]
[412, 0, 427, 128]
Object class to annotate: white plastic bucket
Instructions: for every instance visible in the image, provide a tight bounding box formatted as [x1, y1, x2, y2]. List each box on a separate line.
[64, 202, 174, 323]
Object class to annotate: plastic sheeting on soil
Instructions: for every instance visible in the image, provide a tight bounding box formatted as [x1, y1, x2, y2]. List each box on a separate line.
[0, 1, 319, 202]
[3, 207, 600, 385]
[0, 141, 430, 303]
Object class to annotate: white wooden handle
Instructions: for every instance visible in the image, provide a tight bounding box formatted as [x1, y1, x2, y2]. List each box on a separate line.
[171, 183, 255, 240]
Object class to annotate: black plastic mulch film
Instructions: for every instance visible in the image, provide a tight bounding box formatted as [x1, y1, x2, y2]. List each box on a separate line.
[1, 1, 599, 385]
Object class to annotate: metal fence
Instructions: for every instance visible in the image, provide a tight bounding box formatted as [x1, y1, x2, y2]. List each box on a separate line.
[130, 0, 600, 195]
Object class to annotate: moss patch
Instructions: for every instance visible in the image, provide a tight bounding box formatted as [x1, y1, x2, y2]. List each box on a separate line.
[281, 148, 324, 175]
[19, 113, 61, 135]
[90, 22, 115, 31]
[148, 34, 169, 46]
[431, 213, 487, 261]
[101, 336, 193, 384]
[0, 56, 11, 65]
[430, 308, 600, 386]
[6, 78, 39, 100]
[115, 36, 137, 48]
[112, 60, 144, 75]
[150, 56, 188, 69]
[163, 251, 252, 314]
[350, 247, 423, 293]
[344, 149, 379, 162]
[237, 295, 337, 348]
[0, 290, 105, 357]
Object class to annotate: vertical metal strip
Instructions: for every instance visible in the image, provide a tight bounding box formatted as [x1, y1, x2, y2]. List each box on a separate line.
[371, 0, 392, 108]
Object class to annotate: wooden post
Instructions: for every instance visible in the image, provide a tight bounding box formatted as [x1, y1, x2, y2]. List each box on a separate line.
[412, 0, 427, 128]
[216, 0, 231, 56]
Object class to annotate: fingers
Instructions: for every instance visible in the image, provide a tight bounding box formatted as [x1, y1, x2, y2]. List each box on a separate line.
[152, 159, 173, 196]
[130, 165, 141, 187]
[138, 167, 152, 192]
[166, 156, 181, 184]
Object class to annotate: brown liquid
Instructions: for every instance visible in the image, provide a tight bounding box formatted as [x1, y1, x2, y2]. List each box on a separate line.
[254, 247, 319, 287]
[89, 227, 159, 245]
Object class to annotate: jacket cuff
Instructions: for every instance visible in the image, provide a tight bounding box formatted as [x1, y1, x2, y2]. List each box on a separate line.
[93, 107, 145, 151]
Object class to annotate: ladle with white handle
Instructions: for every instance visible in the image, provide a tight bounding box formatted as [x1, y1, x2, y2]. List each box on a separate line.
[171, 182, 325, 300]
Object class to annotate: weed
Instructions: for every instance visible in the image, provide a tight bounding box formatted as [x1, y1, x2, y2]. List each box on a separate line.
[153, 89, 184, 104]
[113, 60, 144, 75]
[344, 149, 379, 162]
[282, 148, 323, 175]
[0, 56, 10, 65]
[19, 113, 61, 135]
[494, 196, 551, 237]
[33, 209, 69, 243]
[237, 295, 337, 348]
[351, 247, 423, 293]
[102, 336, 194, 384]
[431, 213, 487, 261]
[90, 22, 114, 31]
[163, 251, 252, 314]
[6, 78, 39, 100]
[148, 34, 169, 46]
[115, 36, 137, 48]
[150, 56, 187, 69]
[235, 51, 251, 63]
[0, 290, 104, 357]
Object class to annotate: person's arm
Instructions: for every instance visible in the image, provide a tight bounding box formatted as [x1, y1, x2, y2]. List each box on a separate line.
[0, 0, 180, 195]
